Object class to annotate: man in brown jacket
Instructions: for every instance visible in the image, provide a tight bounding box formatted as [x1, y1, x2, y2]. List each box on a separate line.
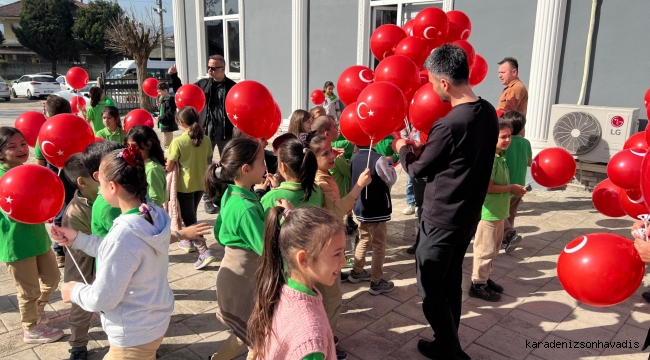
[498, 57, 528, 116]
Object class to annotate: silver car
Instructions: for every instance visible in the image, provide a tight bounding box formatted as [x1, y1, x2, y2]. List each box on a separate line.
[0, 76, 10, 101]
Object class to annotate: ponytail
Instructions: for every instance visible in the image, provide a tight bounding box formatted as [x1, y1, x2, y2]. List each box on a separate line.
[204, 137, 261, 202]
[176, 107, 204, 147]
[277, 138, 317, 202]
[188, 122, 204, 147]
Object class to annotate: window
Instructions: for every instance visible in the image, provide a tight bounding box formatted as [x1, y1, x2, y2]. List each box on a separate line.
[203, 0, 242, 78]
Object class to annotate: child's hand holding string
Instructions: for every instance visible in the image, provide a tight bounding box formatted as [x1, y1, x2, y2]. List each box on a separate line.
[61, 281, 77, 303]
[50, 226, 79, 248]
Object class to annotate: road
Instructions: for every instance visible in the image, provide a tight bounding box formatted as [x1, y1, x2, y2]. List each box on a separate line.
[0, 98, 43, 127]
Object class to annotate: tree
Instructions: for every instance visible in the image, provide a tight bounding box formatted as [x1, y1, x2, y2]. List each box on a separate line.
[11, 0, 78, 74]
[73, 0, 123, 72]
[0, 30, 5, 45]
[106, 9, 161, 112]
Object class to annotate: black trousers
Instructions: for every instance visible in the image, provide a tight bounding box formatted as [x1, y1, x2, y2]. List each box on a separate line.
[416, 221, 475, 360]
[177, 191, 204, 226]
[412, 177, 427, 249]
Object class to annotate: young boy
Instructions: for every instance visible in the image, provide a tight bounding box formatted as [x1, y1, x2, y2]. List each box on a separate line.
[348, 145, 398, 295]
[470, 119, 526, 302]
[156, 82, 178, 148]
[501, 110, 533, 253]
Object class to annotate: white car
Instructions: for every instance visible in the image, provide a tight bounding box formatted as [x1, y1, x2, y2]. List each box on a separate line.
[53, 81, 98, 101]
[0, 76, 9, 101]
[11, 75, 61, 100]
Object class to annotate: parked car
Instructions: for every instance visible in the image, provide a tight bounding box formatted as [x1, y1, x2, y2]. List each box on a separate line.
[0, 76, 10, 101]
[11, 75, 61, 100]
[52, 81, 97, 101]
[106, 59, 175, 80]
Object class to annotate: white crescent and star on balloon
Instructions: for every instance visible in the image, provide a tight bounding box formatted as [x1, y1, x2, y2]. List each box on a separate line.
[41, 141, 63, 157]
[564, 236, 588, 254]
[2, 196, 12, 215]
[423, 26, 442, 40]
[356, 102, 374, 120]
[358, 70, 374, 83]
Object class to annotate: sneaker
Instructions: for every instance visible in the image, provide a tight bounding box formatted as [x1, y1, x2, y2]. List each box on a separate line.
[486, 279, 503, 294]
[504, 233, 522, 254]
[37, 303, 48, 324]
[23, 320, 64, 344]
[56, 255, 65, 268]
[69, 347, 88, 360]
[469, 283, 501, 302]
[178, 240, 196, 253]
[347, 269, 371, 283]
[342, 256, 354, 269]
[402, 205, 416, 215]
[369, 279, 395, 295]
[194, 251, 215, 270]
[406, 244, 417, 255]
[346, 217, 358, 230]
[203, 200, 218, 214]
[340, 272, 350, 283]
[335, 347, 348, 360]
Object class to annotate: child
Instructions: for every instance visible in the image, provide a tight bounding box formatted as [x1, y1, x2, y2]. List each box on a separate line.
[95, 106, 126, 144]
[90, 141, 125, 240]
[322, 81, 345, 121]
[287, 109, 312, 141]
[470, 119, 526, 302]
[52, 145, 174, 359]
[156, 82, 178, 148]
[84, 87, 115, 133]
[309, 105, 326, 119]
[0, 127, 64, 344]
[248, 206, 346, 359]
[204, 137, 275, 360]
[501, 110, 532, 253]
[166, 107, 214, 269]
[261, 138, 322, 210]
[348, 144, 398, 295]
[126, 125, 167, 207]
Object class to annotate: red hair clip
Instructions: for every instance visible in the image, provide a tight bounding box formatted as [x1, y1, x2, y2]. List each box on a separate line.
[116, 144, 141, 167]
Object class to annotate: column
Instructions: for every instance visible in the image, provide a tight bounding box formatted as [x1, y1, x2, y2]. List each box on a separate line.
[195, 0, 207, 79]
[527, 0, 567, 151]
[172, 0, 187, 84]
[356, 0, 370, 66]
[292, 0, 308, 111]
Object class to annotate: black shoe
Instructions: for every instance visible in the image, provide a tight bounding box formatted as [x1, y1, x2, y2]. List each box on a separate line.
[417, 339, 439, 359]
[406, 244, 417, 255]
[487, 279, 503, 293]
[642, 291, 650, 303]
[346, 216, 358, 230]
[340, 271, 350, 283]
[203, 199, 218, 214]
[69, 347, 88, 360]
[469, 283, 501, 302]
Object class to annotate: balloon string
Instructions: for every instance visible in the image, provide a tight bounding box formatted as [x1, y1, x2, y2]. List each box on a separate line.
[403, 118, 412, 141]
[365, 138, 374, 200]
[639, 214, 650, 242]
[64, 246, 88, 285]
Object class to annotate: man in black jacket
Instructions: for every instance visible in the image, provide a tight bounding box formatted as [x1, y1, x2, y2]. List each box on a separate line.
[395, 44, 499, 360]
[156, 82, 178, 148]
[169, 55, 237, 214]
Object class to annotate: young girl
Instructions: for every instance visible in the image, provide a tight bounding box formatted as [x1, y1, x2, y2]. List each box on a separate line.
[322, 81, 344, 121]
[126, 125, 167, 207]
[95, 106, 125, 144]
[166, 107, 214, 269]
[287, 109, 312, 141]
[51, 144, 174, 359]
[85, 87, 115, 133]
[261, 138, 322, 210]
[249, 206, 346, 360]
[204, 137, 285, 360]
[0, 127, 64, 344]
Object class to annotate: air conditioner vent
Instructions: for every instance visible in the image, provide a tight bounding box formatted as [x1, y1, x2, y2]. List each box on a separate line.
[552, 111, 601, 155]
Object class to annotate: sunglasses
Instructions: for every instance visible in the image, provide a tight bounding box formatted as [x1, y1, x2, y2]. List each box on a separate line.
[207, 66, 224, 71]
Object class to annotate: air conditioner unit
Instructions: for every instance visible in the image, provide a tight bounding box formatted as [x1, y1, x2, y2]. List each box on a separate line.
[547, 104, 640, 163]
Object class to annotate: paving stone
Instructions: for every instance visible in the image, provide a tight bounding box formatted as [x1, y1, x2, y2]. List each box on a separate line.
[600, 324, 649, 358]
[366, 311, 427, 344]
[497, 308, 558, 341]
[552, 318, 616, 343]
[158, 346, 202, 360]
[158, 321, 203, 356]
[564, 305, 630, 333]
[392, 295, 427, 325]
[387, 336, 429, 360]
[475, 325, 533, 359]
[340, 328, 400, 360]
[337, 305, 377, 336]
[530, 334, 601, 360]
[464, 343, 512, 360]
[346, 291, 401, 320]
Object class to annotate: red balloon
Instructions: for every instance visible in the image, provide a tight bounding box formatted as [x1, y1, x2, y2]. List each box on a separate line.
[339, 102, 371, 147]
[38, 114, 94, 168]
[592, 179, 626, 217]
[624, 131, 648, 150]
[0, 164, 65, 224]
[469, 54, 488, 87]
[531, 148, 576, 188]
[402, 19, 415, 36]
[70, 96, 87, 116]
[94, 137, 105, 143]
[496, 109, 505, 118]
[644, 88, 650, 108]
[557, 233, 645, 307]
[310, 89, 325, 105]
[452, 40, 475, 68]
[124, 109, 155, 133]
[370, 24, 407, 61]
[446, 10, 472, 41]
[142, 78, 160, 98]
[356, 82, 407, 140]
[639, 150, 650, 207]
[66, 67, 89, 90]
[266, 103, 282, 140]
[176, 84, 206, 112]
[606, 148, 646, 190]
[14, 111, 47, 147]
[413, 7, 449, 49]
[374, 55, 420, 101]
[337, 65, 374, 106]
[394, 36, 430, 68]
[394, 119, 406, 132]
[225, 80, 275, 139]
[618, 188, 649, 219]
[409, 83, 452, 133]
[419, 70, 430, 86]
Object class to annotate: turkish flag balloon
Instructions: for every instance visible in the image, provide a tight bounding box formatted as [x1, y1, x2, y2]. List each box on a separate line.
[606, 148, 646, 190]
[592, 179, 626, 217]
[37, 114, 94, 168]
[225, 80, 275, 139]
[175, 84, 206, 112]
[370, 24, 407, 61]
[452, 40, 475, 68]
[469, 54, 488, 87]
[70, 96, 87, 116]
[339, 102, 371, 147]
[409, 83, 452, 133]
[310, 89, 325, 105]
[266, 103, 282, 140]
[413, 7, 449, 49]
[124, 109, 155, 133]
[618, 188, 649, 219]
[558, 233, 645, 307]
[356, 82, 407, 140]
[374, 55, 421, 102]
[624, 132, 648, 150]
[142, 78, 159, 98]
[446, 10, 472, 41]
[394, 36, 430, 68]
[0, 164, 65, 224]
[14, 111, 47, 147]
[531, 148, 576, 188]
[337, 65, 374, 106]
[66, 67, 89, 90]
[402, 19, 415, 36]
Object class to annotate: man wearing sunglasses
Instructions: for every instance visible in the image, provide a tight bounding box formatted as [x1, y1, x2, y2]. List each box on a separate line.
[169, 54, 237, 214]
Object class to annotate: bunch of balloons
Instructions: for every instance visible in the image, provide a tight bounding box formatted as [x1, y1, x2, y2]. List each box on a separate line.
[225, 80, 281, 139]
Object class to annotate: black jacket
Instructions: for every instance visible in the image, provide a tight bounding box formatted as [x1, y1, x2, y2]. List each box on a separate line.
[351, 149, 392, 223]
[158, 95, 179, 132]
[170, 72, 237, 142]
